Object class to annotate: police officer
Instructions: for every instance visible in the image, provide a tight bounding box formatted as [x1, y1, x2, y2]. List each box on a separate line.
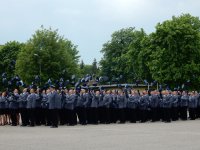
[127, 90, 139, 123]
[8, 89, 19, 126]
[41, 90, 48, 125]
[45, 89, 51, 126]
[0, 92, 6, 125]
[84, 89, 92, 124]
[171, 91, 179, 121]
[103, 90, 112, 124]
[149, 91, 160, 122]
[139, 91, 149, 123]
[27, 88, 37, 126]
[18, 88, 29, 126]
[188, 92, 198, 120]
[110, 90, 118, 123]
[98, 90, 105, 124]
[180, 91, 189, 120]
[117, 90, 126, 123]
[65, 89, 76, 125]
[162, 91, 172, 122]
[35, 88, 42, 125]
[48, 85, 59, 128]
[55, 89, 62, 125]
[59, 89, 67, 125]
[76, 89, 87, 125]
[90, 90, 100, 124]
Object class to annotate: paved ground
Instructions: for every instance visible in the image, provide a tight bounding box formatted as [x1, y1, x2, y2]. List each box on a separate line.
[0, 120, 200, 150]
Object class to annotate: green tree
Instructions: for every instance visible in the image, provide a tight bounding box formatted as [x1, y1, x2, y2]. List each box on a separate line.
[80, 60, 85, 70]
[125, 28, 150, 81]
[0, 41, 23, 78]
[100, 27, 135, 82]
[15, 27, 79, 84]
[147, 14, 200, 88]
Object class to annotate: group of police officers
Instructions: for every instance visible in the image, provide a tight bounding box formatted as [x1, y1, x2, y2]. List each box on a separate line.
[0, 85, 200, 128]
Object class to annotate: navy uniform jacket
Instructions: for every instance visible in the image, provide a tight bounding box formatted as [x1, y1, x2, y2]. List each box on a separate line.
[46, 93, 51, 108]
[180, 95, 189, 107]
[98, 94, 105, 107]
[0, 96, 6, 109]
[91, 93, 99, 108]
[139, 95, 149, 110]
[127, 95, 139, 109]
[197, 94, 200, 107]
[32, 93, 39, 108]
[149, 94, 159, 108]
[18, 92, 28, 109]
[49, 91, 58, 110]
[117, 95, 126, 109]
[61, 92, 66, 109]
[103, 94, 112, 108]
[188, 96, 198, 108]
[162, 94, 172, 108]
[76, 94, 86, 107]
[9, 93, 19, 109]
[35, 94, 42, 108]
[27, 93, 37, 109]
[171, 95, 179, 108]
[5, 96, 9, 109]
[41, 94, 48, 109]
[110, 94, 118, 108]
[83, 93, 91, 108]
[65, 94, 76, 110]
[55, 93, 62, 109]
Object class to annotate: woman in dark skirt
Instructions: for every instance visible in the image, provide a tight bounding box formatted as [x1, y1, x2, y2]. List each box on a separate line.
[0, 92, 7, 125]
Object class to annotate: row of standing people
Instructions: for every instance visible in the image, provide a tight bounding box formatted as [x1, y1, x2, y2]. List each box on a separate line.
[0, 86, 199, 127]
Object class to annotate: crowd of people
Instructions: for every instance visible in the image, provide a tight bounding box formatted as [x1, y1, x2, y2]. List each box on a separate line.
[0, 85, 200, 128]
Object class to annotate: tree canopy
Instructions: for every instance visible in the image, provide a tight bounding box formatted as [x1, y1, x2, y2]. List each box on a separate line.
[15, 27, 79, 84]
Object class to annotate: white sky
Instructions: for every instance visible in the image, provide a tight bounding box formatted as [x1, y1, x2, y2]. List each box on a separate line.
[0, 0, 200, 64]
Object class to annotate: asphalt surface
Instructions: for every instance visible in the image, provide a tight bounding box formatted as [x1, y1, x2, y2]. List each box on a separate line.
[0, 120, 200, 150]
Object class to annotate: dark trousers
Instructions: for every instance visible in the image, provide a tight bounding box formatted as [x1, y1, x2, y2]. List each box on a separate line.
[59, 109, 66, 125]
[140, 109, 147, 122]
[20, 108, 28, 126]
[35, 108, 41, 125]
[76, 107, 87, 125]
[45, 108, 51, 125]
[98, 107, 105, 123]
[110, 108, 118, 123]
[180, 106, 188, 120]
[90, 107, 98, 124]
[40, 108, 46, 125]
[118, 108, 125, 123]
[151, 108, 158, 122]
[189, 108, 196, 120]
[66, 109, 76, 125]
[86, 107, 92, 124]
[105, 107, 110, 124]
[127, 108, 137, 123]
[196, 106, 200, 118]
[171, 107, 179, 121]
[10, 109, 17, 126]
[28, 109, 36, 126]
[50, 109, 58, 127]
[163, 108, 171, 122]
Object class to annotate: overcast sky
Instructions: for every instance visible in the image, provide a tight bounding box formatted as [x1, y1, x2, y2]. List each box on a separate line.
[0, 0, 199, 64]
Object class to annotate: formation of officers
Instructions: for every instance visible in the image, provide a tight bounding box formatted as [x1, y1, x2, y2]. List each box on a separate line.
[0, 85, 200, 128]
